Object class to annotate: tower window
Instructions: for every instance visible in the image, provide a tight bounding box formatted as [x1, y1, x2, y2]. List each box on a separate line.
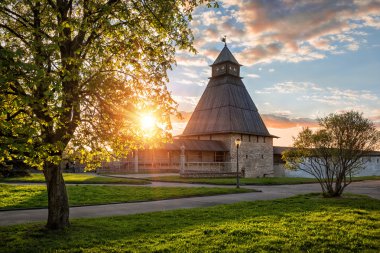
[214, 152, 225, 162]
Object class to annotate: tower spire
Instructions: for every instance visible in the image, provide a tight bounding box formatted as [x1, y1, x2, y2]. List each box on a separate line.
[221, 35, 227, 46]
[182, 45, 271, 137]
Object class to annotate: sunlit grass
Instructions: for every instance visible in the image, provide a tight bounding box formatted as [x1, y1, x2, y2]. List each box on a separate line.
[1, 194, 379, 252]
[0, 184, 255, 210]
[0, 173, 149, 184]
[149, 175, 380, 185]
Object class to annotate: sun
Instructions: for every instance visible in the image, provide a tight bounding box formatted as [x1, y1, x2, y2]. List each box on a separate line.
[140, 114, 156, 130]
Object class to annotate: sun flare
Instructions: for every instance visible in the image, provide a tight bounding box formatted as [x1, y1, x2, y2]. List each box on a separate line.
[140, 114, 156, 130]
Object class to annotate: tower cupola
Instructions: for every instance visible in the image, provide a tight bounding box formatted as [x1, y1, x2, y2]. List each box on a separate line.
[211, 45, 241, 77]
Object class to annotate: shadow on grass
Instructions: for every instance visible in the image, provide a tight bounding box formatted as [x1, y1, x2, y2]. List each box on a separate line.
[1, 193, 379, 252]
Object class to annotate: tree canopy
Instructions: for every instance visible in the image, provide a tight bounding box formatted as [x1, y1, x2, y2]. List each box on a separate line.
[0, 0, 216, 229]
[283, 111, 380, 197]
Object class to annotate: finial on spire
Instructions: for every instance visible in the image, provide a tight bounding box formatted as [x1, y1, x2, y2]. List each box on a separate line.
[221, 35, 227, 46]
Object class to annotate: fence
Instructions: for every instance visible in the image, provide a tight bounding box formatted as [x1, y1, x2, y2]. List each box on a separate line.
[181, 162, 243, 178]
[97, 160, 180, 174]
[97, 160, 243, 178]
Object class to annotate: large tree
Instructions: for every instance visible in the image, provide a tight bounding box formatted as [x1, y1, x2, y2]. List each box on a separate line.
[0, 0, 216, 229]
[283, 111, 380, 197]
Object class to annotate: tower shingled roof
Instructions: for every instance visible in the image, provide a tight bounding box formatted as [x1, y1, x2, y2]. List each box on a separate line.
[182, 46, 272, 137]
[212, 45, 240, 66]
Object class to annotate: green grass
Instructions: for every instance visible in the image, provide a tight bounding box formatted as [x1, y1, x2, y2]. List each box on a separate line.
[149, 175, 380, 185]
[0, 173, 149, 184]
[1, 194, 379, 252]
[3, 173, 379, 186]
[0, 184, 254, 210]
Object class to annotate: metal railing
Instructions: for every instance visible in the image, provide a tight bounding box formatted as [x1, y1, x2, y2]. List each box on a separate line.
[98, 160, 236, 174]
[184, 162, 234, 173]
[97, 159, 181, 173]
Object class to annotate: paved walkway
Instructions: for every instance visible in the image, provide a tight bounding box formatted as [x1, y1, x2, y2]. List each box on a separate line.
[0, 180, 379, 226]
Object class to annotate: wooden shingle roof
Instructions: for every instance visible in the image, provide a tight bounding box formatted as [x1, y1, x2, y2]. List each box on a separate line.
[212, 45, 240, 66]
[182, 75, 271, 137]
[182, 45, 272, 137]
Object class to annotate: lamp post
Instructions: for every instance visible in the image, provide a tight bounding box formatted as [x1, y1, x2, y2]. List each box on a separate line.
[180, 144, 186, 175]
[235, 138, 241, 188]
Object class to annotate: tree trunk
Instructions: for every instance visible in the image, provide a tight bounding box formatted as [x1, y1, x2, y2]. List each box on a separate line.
[43, 163, 70, 229]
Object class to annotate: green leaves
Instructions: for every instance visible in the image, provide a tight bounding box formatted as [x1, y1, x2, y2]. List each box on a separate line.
[1, 0, 214, 170]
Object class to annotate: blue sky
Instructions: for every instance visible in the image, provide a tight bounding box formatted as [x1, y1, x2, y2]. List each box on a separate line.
[167, 0, 380, 146]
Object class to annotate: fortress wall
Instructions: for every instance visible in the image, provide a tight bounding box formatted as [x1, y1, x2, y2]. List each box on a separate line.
[211, 133, 274, 178]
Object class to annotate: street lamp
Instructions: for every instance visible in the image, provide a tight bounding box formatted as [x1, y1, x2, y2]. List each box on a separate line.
[235, 138, 241, 188]
[180, 144, 186, 175]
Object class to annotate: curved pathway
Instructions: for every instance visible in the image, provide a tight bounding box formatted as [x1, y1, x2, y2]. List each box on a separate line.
[0, 180, 379, 226]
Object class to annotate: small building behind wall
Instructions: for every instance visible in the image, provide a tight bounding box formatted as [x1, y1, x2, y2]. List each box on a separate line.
[141, 139, 230, 175]
[97, 139, 230, 175]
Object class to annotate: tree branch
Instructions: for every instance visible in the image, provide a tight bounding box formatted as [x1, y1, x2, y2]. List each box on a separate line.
[0, 24, 30, 46]
[0, 6, 34, 28]
[6, 109, 27, 121]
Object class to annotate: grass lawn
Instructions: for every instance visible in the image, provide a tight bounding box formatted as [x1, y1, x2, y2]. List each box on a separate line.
[0, 184, 254, 210]
[1, 194, 379, 252]
[148, 175, 380, 185]
[0, 173, 149, 185]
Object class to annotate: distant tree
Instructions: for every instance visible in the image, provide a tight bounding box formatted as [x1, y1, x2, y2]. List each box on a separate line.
[0, 0, 216, 229]
[283, 111, 380, 197]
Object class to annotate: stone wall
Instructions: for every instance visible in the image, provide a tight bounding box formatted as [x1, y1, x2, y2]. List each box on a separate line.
[274, 156, 380, 178]
[273, 164, 286, 177]
[206, 133, 274, 178]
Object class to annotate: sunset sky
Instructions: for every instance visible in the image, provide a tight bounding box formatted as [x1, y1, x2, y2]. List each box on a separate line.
[167, 0, 380, 146]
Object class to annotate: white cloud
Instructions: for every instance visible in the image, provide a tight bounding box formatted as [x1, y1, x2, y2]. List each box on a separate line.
[257, 82, 379, 112]
[246, 73, 260, 78]
[176, 55, 208, 67]
[273, 110, 293, 116]
[256, 81, 321, 94]
[172, 96, 200, 107]
[347, 42, 360, 51]
[298, 87, 379, 106]
[190, 0, 380, 65]
[183, 71, 199, 79]
[173, 79, 194, 85]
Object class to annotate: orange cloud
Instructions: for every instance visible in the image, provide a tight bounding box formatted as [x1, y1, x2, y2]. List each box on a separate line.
[191, 0, 380, 65]
[261, 114, 318, 129]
